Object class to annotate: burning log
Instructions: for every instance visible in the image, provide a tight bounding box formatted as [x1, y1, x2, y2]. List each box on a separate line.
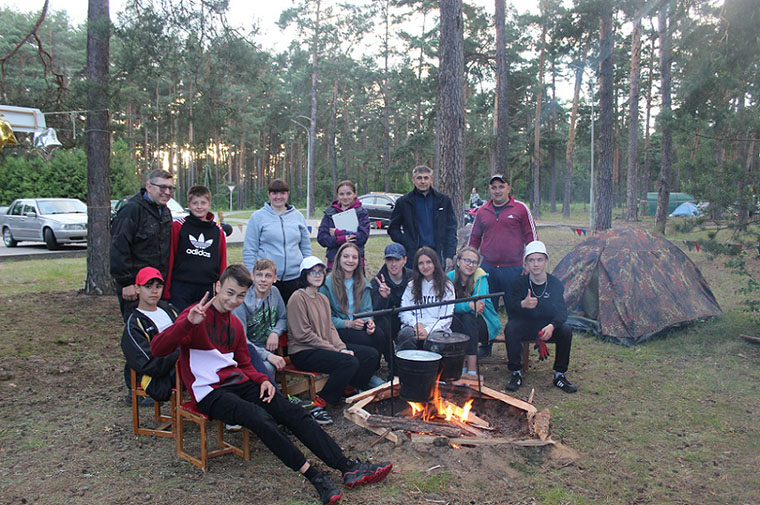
[365, 414, 468, 438]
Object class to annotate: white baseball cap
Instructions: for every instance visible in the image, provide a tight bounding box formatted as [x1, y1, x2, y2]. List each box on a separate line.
[523, 240, 549, 261]
[300, 255, 326, 273]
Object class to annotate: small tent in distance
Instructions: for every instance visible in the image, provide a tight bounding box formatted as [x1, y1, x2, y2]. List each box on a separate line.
[670, 202, 700, 217]
[552, 227, 721, 346]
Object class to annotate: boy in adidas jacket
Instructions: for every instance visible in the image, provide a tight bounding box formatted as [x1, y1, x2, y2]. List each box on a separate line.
[150, 265, 392, 505]
[164, 185, 227, 311]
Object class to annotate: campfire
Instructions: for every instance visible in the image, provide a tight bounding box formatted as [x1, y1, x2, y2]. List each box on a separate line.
[344, 376, 553, 447]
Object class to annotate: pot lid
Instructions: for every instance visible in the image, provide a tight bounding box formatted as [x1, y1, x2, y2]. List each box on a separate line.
[395, 349, 442, 362]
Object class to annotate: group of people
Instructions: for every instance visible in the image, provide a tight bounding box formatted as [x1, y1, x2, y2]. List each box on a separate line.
[110, 165, 578, 505]
[112, 170, 391, 505]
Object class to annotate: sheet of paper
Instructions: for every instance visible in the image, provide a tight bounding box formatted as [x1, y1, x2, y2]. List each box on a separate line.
[332, 208, 359, 233]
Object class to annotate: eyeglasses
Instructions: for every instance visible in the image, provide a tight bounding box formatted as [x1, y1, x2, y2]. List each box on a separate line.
[308, 269, 325, 277]
[150, 182, 176, 193]
[459, 258, 479, 266]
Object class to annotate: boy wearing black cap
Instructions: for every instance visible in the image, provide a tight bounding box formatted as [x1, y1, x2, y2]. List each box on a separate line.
[121, 266, 179, 404]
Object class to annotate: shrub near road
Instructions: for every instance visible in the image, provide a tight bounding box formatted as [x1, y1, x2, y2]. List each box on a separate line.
[0, 230, 759, 504]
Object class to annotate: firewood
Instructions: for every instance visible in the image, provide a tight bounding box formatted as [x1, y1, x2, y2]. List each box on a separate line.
[366, 414, 467, 438]
[529, 408, 551, 440]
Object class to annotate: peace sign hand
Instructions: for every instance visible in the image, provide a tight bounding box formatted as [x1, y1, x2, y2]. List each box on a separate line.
[188, 292, 215, 325]
[376, 274, 391, 298]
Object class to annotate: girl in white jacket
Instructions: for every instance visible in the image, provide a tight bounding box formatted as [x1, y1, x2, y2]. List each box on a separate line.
[396, 246, 455, 350]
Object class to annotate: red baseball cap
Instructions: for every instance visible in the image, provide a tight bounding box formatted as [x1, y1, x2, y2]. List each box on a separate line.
[135, 266, 164, 286]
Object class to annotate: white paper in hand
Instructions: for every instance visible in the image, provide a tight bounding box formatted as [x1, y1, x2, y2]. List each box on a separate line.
[332, 208, 359, 233]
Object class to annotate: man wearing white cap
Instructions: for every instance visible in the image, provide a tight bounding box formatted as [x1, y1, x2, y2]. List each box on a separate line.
[504, 241, 577, 393]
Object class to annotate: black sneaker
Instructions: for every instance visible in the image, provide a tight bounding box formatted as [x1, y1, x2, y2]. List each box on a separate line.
[311, 472, 343, 505]
[505, 372, 522, 392]
[342, 459, 393, 488]
[310, 407, 334, 425]
[477, 343, 492, 358]
[553, 374, 578, 393]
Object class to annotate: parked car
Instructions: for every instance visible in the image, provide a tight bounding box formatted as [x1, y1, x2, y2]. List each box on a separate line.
[357, 193, 402, 228]
[112, 196, 189, 221]
[1, 198, 87, 250]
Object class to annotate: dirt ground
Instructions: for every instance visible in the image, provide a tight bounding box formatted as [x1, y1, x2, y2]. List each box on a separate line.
[0, 291, 578, 505]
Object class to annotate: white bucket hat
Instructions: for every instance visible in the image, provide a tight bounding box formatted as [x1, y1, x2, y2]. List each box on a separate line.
[300, 255, 326, 273]
[523, 240, 549, 261]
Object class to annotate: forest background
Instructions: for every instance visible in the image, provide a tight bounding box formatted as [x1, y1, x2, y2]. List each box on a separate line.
[2, 0, 758, 228]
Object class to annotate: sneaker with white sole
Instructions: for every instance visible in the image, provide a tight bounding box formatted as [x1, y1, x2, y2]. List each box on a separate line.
[288, 394, 314, 409]
[310, 407, 334, 425]
[553, 374, 578, 393]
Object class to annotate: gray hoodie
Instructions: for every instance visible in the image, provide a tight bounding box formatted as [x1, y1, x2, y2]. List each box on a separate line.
[232, 285, 288, 363]
[243, 203, 312, 281]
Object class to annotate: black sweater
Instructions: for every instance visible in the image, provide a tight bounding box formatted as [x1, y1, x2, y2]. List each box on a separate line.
[507, 273, 568, 328]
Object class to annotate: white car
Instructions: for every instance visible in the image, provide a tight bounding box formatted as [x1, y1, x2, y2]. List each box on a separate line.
[1, 198, 87, 249]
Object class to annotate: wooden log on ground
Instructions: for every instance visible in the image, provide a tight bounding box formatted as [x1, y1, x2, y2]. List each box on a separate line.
[365, 414, 466, 438]
[478, 385, 538, 414]
[343, 410, 401, 444]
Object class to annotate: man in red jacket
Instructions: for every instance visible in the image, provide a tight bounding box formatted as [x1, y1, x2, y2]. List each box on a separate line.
[468, 175, 537, 355]
[150, 264, 391, 505]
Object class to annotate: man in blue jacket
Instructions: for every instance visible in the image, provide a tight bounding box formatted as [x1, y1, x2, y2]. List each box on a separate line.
[388, 165, 458, 270]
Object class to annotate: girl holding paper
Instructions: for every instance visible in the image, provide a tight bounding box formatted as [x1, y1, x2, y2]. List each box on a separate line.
[317, 180, 370, 269]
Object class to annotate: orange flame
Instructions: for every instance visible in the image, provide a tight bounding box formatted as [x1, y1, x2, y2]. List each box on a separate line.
[406, 381, 475, 424]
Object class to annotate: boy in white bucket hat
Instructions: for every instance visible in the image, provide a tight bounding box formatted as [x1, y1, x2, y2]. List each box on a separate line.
[504, 241, 577, 393]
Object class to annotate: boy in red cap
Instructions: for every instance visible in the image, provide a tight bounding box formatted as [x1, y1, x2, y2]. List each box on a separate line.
[120, 266, 179, 404]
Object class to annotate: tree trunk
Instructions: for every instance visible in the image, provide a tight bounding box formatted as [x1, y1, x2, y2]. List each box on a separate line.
[308, 0, 321, 218]
[625, 13, 642, 221]
[563, 47, 587, 218]
[549, 60, 557, 213]
[439, 0, 465, 228]
[654, 3, 672, 235]
[642, 25, 654, 208]
[381, 0, 392, 192]
[493, 0, 509, 176]
[84, 0, 113, 296]
[595, 3, 614, 232]
[330, 80, 338, 190]
[532, 6, 547, 217]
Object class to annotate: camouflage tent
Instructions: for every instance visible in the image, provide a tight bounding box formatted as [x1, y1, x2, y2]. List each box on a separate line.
[552, 227, 721, 345]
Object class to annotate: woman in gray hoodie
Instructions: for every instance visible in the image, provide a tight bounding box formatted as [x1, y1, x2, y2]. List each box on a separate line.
[243, 179, 312, 303]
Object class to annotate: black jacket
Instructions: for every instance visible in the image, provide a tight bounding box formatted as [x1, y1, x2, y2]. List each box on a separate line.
[110, 190, 173, 288]
[507, 274, 568, 329]
[120, 300, 179, 401]
[388, 187, 458, 263]
[370, 264, 413, 311]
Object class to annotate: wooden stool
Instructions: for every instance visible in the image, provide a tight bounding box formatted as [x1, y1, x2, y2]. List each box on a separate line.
[174, 363, 250, 471]
[479, 337, 536, 374]
[129, 368, 174, 438]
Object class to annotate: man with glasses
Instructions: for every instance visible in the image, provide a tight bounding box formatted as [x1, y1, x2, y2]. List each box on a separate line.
[112, 169, 175, 321]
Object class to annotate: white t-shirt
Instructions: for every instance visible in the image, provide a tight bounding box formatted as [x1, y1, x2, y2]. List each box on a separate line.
[137, 307, 173, 332]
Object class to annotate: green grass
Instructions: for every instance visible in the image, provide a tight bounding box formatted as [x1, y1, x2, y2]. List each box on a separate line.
[0, 257, 86, 296]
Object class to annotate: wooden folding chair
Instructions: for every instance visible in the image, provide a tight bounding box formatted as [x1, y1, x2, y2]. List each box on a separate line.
[277, 332, 328, 401]
[129, 368, 174, 438]
[174, 362, 250, 471]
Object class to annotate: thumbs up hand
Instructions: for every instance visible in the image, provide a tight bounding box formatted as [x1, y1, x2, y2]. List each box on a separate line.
[521, 289, 538, 309]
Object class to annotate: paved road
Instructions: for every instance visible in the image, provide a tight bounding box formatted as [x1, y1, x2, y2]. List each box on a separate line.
[0, 219, 390, 261]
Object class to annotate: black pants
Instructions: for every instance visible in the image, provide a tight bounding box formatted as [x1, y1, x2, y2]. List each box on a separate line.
[197, 381, 347, 472]
[504, 319, 572, 373]
[338, 326, 390, 365]
[450, 312, 489, 356]
[290, 344, 379, 405]
[275, 278, 302, 305]
[170, 280, 214, 312]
